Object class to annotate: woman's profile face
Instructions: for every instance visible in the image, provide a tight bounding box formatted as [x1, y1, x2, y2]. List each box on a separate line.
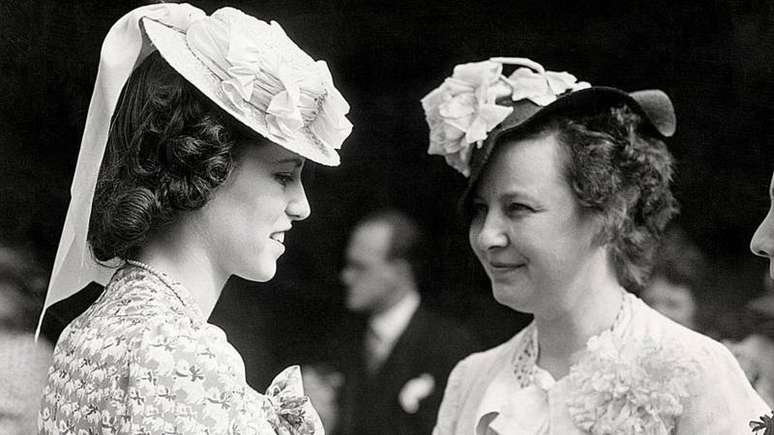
[751, 172, 774, 279]
[468, 130, 603, 314]
[195, 141, 311, 282]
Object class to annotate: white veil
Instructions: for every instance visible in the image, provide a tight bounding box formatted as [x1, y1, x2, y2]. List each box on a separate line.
[35, 3, 206, 340]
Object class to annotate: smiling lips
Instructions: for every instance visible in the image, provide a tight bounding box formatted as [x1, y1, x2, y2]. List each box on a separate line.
[487, 261, 525, 272]
[269, 231, 286, 245]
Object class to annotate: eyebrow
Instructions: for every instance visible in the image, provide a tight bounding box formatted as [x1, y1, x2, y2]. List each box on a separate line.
[273, 157, 304, 167]
[501, 191, 537, 202]
[474, 189, 537, 203]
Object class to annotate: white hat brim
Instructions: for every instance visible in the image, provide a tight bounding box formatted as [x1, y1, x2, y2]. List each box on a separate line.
[141, 17, 340, 166]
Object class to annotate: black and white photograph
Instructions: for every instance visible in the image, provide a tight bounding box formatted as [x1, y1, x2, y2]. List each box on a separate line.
[2, 0, 774, 433]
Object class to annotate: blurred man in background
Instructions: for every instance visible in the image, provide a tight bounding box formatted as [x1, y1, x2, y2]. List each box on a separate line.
[337, 209, 478, 435]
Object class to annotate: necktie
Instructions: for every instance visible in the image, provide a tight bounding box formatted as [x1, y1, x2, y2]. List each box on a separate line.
[365, 325, 387, 374]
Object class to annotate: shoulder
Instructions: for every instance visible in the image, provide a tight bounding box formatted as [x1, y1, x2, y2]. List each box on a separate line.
[444, 324, 530, 399]
[435, 326, 531, 435]
[96, 266, 194, 319]
[50, 266, 215, 384]
[629, 295, 742, 367]
[629, 296, 753, 381]
[627, 297, 770, 432]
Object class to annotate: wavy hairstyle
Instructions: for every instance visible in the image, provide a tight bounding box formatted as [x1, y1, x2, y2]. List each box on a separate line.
[482, 105, 678, 291]
[88, 51, 260, 262]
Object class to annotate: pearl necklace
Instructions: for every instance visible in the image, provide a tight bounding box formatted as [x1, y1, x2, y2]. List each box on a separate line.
[125, 259, 200, 317]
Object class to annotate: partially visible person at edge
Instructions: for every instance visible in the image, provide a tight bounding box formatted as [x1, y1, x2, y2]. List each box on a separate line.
[37, 4, 352, 434]
[640, 224, 708, 331]
[727, 286, 774, 408]
[421, 57, 768, 434]
[745, 175, 774, 408]
[337, 209, 478, 435]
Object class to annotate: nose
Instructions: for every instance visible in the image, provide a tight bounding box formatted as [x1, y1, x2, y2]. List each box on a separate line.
[471, 209, 509, 252]
[340, 266, 352, 285]
[751, 208, 774, 258]
[287, 181, 311, 221]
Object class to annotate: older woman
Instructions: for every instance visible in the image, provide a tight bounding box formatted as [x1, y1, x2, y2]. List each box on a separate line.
[37, 4, 351, 434]
[422, 58, 768, 434]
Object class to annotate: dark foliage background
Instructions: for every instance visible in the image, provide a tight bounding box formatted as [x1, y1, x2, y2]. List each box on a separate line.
[2, 0, 773, 389]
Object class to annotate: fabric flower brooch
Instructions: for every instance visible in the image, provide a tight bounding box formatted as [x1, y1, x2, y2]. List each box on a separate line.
[263, 365, 324, 435]
[566, 330, 697, 435]
[420, 57, 589, 176]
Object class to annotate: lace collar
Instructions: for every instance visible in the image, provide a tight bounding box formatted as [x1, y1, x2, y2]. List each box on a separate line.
[511, 291, 634, 389]
[476, 293, 699, 435]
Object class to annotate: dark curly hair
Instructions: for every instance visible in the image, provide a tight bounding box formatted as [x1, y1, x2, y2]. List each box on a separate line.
[482, 104, 678, 291]
[88, 51, 259, 262]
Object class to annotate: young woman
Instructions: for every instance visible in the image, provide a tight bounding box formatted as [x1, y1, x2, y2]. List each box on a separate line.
[422, 57, 768, 434]
[37, 4, 352, 433]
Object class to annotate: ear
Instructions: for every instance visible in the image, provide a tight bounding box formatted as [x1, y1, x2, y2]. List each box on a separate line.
[390, 258, 413, 279]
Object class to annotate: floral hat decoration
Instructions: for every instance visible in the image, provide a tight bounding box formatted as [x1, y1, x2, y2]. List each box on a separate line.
[37, 3, 352, 338]
[420, 57, 676, 185]
[143, 7, 353, 166]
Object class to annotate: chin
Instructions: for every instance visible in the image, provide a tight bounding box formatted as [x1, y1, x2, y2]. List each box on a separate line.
[241, 259, 277, 282]
[491, 283, 533, 313]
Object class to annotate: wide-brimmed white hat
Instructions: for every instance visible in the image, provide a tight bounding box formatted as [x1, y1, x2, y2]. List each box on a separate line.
[142, 7, 352, 165]
[36, 3, 352, 338]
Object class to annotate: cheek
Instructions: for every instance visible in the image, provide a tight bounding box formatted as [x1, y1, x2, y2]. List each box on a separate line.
[468, 222, 484, 257]
[468, 228, 478, 254]
[244, 193, 287, 231]
[548, 217, 597, 262]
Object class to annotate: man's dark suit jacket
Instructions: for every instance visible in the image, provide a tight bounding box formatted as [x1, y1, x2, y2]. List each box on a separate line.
[337, 306, 479, 435]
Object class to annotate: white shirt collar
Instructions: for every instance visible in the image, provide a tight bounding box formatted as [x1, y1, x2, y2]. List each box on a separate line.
[369, 290, 420, 347]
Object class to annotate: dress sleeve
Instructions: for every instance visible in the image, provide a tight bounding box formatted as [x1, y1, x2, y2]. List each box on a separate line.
[432, 356, 468, 435]
[122, 320, 277, 434]
[676, 340, 771, 435]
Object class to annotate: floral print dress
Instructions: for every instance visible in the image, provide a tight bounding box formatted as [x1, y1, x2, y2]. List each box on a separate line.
[38, 265, 322, 434]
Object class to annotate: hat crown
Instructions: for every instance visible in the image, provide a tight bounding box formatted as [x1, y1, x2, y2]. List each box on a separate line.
[142, 6, 352, 165]
[422, 58, 675, 178]
[181, 8, 347, 145]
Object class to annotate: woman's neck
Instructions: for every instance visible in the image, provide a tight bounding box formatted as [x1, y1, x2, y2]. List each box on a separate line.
[534, 256, 624, 379]
[136, 225, 227, 319]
